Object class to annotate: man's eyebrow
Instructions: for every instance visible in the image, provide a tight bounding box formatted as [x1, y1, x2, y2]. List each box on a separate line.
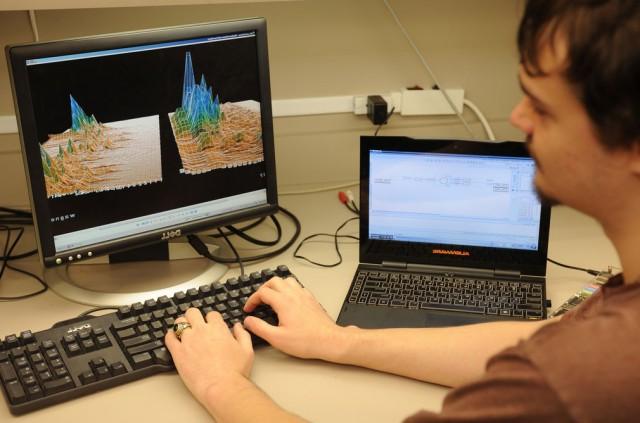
[517, 74, 550, 110]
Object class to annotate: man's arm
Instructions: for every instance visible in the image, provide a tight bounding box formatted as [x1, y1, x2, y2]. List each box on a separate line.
[201, 376, 304, 423]
[244, 277, 558, 388]
[328, 318, 556, 387]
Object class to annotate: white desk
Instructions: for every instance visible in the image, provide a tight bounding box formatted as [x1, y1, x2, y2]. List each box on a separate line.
[0, 190, 619, 422]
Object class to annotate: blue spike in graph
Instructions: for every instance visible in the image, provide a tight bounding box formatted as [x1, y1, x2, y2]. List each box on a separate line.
[69, 95, 97, 132]
[180, 52, 222, 135]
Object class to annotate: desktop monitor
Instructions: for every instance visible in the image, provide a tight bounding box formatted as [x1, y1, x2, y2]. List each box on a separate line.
[6, 18, 278, 305]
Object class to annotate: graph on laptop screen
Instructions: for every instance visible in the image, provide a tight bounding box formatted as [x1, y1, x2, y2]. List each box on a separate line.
[368, 150, 541, 250]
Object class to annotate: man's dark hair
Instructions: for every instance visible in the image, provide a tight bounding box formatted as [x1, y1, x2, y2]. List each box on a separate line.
[517, 0, 640, 149]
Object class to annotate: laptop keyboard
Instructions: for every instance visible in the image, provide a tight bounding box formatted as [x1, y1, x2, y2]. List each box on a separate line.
[347, 270, 545, 320]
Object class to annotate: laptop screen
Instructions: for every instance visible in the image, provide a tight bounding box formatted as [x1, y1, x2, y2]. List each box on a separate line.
[369, 150, 541, 251]
[360, 137, 551, 277]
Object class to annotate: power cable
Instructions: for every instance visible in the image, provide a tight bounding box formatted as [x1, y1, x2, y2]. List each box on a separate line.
[547, 257, 599, 276]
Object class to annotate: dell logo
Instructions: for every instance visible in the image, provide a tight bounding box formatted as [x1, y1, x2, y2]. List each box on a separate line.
[67, 323, 91, 334]
[162, 229, 182, 240]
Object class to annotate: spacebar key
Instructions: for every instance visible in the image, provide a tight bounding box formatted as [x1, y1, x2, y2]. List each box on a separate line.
[419, 302, 486, 314]
[43, 376, 75, 395]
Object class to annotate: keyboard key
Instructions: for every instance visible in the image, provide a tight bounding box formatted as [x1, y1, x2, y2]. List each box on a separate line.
[48, 358, 62, 370]
[95, 366, 110, 380]
[127, 340, 164, 356]
[123, 334, 152, 348]
[79, 370, 96, 385]
[131, 352, 153, 369]
[110, 362, 127, 376]
[0, 361, 17, 382]
[26, 385, 43, 400]
[112, 317, 138, 331]
[6, 380, 26, 404]
[43, 376, 74, 395]
[19, 331, 36, 345]
[4, 335, 19, 349]
[153, 347, 172, 366]
[38, 371, 52, 383]
[116, 328, 136, 339]
[526, 310, 543, 320]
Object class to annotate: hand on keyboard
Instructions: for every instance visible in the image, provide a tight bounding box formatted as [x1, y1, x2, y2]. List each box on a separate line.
[165, 308, 254, 405]
[243, 276, 346, 361]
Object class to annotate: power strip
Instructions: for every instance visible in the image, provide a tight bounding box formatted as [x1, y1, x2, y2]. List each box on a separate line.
[548, 268, 614, 318]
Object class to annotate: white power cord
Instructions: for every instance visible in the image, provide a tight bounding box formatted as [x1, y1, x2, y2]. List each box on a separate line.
[463, 99, 496, 141]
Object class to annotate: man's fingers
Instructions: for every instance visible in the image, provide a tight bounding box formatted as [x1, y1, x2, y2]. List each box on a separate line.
[164, 330, 182, 356]
[205, 311, 228, 330]
[243, 286, 285, 312]
[233, 323, 254, 355]
[243, 315, 279, 343]
[185, 307, 206, 326]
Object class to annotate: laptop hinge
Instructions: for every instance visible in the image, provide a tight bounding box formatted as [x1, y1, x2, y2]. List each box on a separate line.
[494, 268, 521, 279]
[381, 261, 407, 270]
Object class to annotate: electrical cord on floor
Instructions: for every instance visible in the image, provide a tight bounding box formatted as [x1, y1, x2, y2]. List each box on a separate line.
[293, 216, 359, 268]
[547, 257, 600, 276]
[188, 206, 301, 266]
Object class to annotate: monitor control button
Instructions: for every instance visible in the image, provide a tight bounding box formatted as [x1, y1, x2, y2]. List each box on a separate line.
[88, 252, 93, 257]
[76, 254, 82, 260]
[56, 258, 62, 265]
[68, 256, 74, 261]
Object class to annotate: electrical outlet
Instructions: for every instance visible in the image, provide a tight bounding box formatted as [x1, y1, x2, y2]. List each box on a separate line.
[354, 93, 398, 115]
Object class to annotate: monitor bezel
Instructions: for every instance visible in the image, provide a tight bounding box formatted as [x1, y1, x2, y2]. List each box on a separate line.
[6, 18, 278, 268]
[359, 136, 551, 277]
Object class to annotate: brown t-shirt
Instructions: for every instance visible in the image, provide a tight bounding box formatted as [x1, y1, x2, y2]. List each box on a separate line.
[405, 274, 640, 422]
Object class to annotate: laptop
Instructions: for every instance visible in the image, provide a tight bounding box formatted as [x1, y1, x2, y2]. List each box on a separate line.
[336, 136, 551, 329]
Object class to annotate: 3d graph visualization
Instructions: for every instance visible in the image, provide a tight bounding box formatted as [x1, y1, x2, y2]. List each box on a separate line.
[40, 95, 162, 198]
[169, 52, 263, 175]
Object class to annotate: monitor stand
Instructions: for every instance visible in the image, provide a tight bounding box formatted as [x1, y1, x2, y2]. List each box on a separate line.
[44, 238, 228, 307]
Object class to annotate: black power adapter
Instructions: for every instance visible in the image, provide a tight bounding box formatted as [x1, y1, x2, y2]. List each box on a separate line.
[367, 95, 388, 125]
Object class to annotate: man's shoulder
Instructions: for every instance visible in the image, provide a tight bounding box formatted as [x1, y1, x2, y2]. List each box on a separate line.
[506, 299, 640, 422]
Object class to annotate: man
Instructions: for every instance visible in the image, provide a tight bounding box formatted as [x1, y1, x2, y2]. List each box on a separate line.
[165, 0, 640, 421]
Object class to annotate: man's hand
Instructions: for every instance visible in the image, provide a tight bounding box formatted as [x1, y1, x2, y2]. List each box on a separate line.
[165, 308, 254, 405]
[243, 276, 349, 361]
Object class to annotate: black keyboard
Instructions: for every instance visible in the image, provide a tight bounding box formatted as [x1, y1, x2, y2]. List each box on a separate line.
[347, 270, 546, 320]
[0, 265, 292, 415]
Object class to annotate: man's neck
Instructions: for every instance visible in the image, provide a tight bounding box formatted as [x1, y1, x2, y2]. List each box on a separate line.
[602, 208, 640, 284]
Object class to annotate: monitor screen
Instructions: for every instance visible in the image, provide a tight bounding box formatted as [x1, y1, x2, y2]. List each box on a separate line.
[368, 151, 541, 250]
[7, 18, 278, 268]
